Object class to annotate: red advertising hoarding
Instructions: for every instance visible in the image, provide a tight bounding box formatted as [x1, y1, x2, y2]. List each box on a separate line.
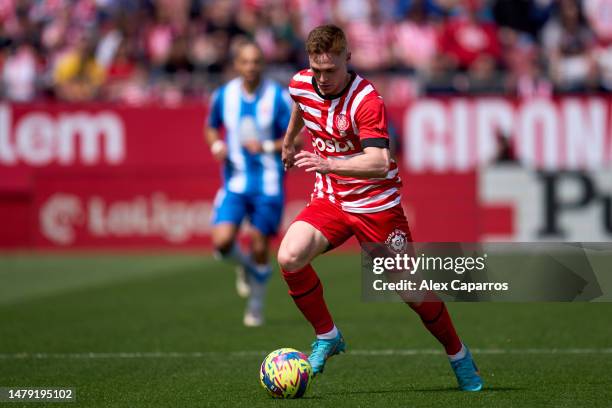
[1, 97, 610, 249]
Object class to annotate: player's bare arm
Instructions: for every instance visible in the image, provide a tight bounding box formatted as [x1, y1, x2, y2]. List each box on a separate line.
[282, 103, 305, 170]
[205, 127, 227, 161]
[294, 147, 390, 178]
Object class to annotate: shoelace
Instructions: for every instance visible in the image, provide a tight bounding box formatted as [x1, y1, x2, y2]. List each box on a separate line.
[452, 359, 476, 384]
[310, 340, 332, 362]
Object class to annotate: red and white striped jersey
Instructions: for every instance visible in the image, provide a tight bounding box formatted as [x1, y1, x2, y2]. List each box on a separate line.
[288, 69, 402, 214]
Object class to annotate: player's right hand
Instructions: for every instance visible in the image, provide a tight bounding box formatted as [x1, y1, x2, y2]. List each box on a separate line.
[282, 141, 296, 170]
[211, 140, 228, 162]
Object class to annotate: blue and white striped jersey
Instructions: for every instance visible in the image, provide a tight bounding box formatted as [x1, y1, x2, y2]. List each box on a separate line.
[208, 78, 291, 197]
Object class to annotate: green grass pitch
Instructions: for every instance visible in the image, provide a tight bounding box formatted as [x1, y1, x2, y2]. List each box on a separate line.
[1, 253, 611, 407]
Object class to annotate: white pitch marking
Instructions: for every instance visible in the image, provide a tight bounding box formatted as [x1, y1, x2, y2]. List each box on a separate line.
[0, 348, 611, 359]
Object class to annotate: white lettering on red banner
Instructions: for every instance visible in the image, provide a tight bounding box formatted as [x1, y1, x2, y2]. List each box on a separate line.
[0, 104, 126, 166]
[404, 98, 612, 171]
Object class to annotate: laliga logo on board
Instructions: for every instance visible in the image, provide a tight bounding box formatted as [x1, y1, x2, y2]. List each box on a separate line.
[40, 194, 84, 245]
[312, 137, 355, 153]
[385, 229, 408, 253]
[39, 192, 213, 245]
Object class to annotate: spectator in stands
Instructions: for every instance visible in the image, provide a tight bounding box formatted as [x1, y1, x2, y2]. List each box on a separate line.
[163, 35, 194, 76]
[345, 2, 394, 72]
[106, 63, 151, 105]
[393, 0, 440, 73]
[53, 36, 105, 101]
[423, 54, 461, 94]
[334, 0, 373, 25]
[424, 0, 465, 19]
[435, 0, 504, 94]
[291, 0, 335, 38]
[145, 13, 176, 75]
[504, 31, 553, 98]
[583, 0, 612, 42]
[203, 0, 248, 43]
[2, 41, 39, 101]
[541, 0, 598, 92]
[0, 0, 607, 102]
[583, 0, 612, 90]
[258, 2, 300, 64]
[466, 53, 506, 94]
[492, 0, 553, 39]
[492, 0, 552, 96]
[95, 19, 123, 72]
[438, 0, 501, 71]
[254, 3, 302, 81]
[105, 41, 136, 84]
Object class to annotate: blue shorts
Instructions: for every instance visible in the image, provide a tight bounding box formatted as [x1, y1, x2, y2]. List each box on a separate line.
[212, 189, 284, 236]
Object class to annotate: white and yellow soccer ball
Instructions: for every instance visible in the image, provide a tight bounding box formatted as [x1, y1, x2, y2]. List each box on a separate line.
[259, 348, 313, 399]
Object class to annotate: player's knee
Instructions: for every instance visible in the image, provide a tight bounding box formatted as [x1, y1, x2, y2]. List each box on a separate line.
[212, 235, 234, 257]
[277, 246, 307, 272]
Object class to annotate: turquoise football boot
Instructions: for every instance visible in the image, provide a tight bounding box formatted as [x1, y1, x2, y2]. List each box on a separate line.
[308, 331, 346, 375]
[450, 345, 483, 391]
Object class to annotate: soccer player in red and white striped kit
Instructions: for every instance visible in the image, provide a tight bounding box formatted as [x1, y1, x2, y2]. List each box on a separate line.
[278, 24, 483, 391]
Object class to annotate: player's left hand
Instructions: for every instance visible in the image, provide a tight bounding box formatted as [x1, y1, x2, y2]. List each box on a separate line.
[295, 151, 333, 174]
[243, 140, 262, 154]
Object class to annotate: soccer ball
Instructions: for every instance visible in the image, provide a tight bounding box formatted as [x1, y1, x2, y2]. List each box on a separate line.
[259, 348, 313, 399]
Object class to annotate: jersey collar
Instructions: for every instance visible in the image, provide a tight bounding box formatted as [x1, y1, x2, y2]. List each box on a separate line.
[312, 71, 356, 100]
[240, 77, 264, 102]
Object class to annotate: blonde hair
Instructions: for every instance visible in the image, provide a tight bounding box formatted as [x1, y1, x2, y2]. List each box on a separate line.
[305, 24, 347, 55]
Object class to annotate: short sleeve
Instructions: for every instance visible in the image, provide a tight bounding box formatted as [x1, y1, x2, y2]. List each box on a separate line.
[287, 78, 300, 104]
[287, 69, 312, 104]
[355, 96, 389, 149]
[207, 88, 223, 129]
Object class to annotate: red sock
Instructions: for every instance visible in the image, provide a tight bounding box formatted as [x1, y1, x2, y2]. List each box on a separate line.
[281, 264, 335, 335]
[410, 300, 462, 355]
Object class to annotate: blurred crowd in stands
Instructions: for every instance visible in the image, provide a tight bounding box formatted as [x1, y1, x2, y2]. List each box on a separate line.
[1, 0, 611, 105]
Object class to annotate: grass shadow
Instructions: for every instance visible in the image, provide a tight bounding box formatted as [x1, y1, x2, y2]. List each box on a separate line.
[333, 386, 522, 396]
[410, 386, 522, 393]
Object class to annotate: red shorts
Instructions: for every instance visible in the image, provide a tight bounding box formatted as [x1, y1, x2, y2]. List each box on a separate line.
[294, 198, 413, 250]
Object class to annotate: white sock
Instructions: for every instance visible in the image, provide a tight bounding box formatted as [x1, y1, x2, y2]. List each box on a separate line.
[448, 343, 466, 361]
[247, 264, 271, 312]
[317, 325, 339, 340]
[247, 283, 265, 313]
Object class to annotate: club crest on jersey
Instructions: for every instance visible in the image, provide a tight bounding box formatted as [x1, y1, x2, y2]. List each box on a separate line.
[335, 113, 349, 132]
[385, 229, 408, 253]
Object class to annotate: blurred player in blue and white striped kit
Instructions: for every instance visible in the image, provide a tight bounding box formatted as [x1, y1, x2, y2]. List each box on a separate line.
[206, 40, 292, 327]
